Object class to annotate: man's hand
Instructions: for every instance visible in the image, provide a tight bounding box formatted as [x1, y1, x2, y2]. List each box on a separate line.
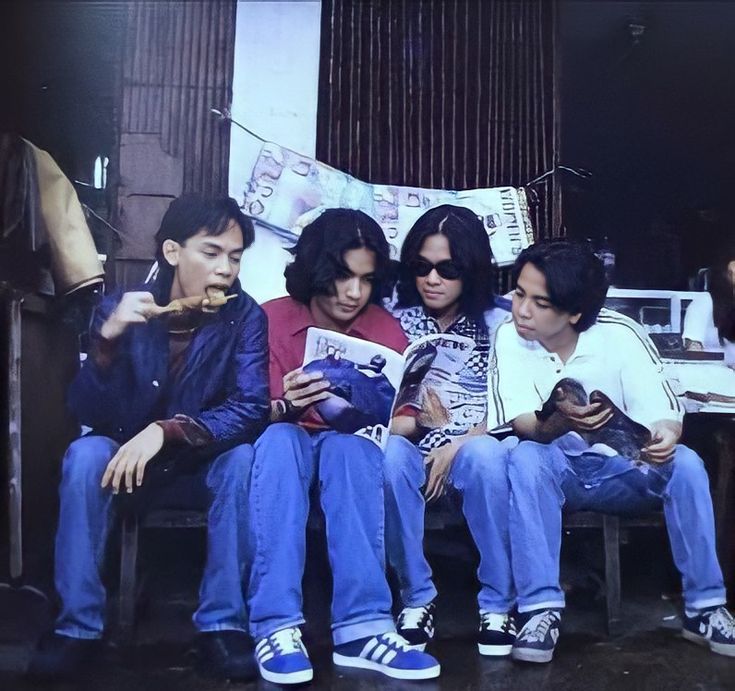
[280, 368, 332, 417]
[99, 292, 157, 340]
[101, 423, 164, 493]
[424, 442, 459, 502]
[642, 419, 681, 463]
[556, 399, 614, 432]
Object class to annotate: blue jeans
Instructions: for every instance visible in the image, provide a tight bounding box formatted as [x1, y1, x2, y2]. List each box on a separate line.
[54, 435, 253, 639]
[383, 434, 517, 614]
[507, 435, 726, 613]
[247, 423, 395, 645]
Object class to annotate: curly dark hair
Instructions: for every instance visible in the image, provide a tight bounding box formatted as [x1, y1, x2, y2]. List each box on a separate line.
[511, 240, 608, 333]
[708, 248, 735, 343]
[284, 208, 392, 304]
[395, 204, 495, 323]
[154, 194, 254, 293]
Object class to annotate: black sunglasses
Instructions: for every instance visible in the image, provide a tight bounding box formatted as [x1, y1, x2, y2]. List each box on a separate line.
[408, 258, 462, 280]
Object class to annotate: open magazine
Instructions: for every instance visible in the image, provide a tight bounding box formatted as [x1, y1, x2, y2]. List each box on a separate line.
[303, 327, 481, 449]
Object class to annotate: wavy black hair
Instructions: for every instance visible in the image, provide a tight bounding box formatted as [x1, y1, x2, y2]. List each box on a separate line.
[284, 208, 392, 304]
[708, 247, 735, 343]
[395, 204, 495, 323]
[511, 239, 608, 333]
[154, 194, 254, 294]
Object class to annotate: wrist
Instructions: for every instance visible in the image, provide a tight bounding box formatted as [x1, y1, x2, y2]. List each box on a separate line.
[99, 317, 125, 340]
[274, 397, 298, 421]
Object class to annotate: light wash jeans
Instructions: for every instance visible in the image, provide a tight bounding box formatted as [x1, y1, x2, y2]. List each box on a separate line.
[54, 435, 253, 639]
[507, 434, 726, 613]
[383, 434, 517, 614]
[247, 422, 395, 645]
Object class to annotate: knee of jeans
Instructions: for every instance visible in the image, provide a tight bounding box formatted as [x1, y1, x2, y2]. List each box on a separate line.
[256, 421, 305, 447]
[320, 433, 380, 477]
[453, 436, 509, 485]
[383, 435, 421, 487]
[209, 443, 254, 489]
[671, 445, 708, 483]
[61, 436, 117, 487]
[507, 440, 549, 485]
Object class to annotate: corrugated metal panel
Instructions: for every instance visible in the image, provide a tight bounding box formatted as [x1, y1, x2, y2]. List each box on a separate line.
[317, 0, 560, 242]
[120, 1, 236, 196]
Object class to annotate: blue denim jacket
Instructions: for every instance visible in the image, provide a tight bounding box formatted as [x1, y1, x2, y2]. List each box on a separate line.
[68, 277, 270, 453]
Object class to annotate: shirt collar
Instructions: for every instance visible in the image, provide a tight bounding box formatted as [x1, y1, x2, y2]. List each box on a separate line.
[287, 299, 376, 339]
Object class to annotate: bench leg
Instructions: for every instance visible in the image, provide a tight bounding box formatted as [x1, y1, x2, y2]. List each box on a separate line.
[603, 515, 622, 636]
[118, 513, 139, 642]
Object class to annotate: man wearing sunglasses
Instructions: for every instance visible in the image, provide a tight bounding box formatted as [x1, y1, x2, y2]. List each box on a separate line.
[383, 205, 517, 657]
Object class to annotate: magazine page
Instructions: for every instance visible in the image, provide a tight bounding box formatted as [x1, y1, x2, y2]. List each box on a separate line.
[392, 333, 484, 452]
[302, 327, 405, 447]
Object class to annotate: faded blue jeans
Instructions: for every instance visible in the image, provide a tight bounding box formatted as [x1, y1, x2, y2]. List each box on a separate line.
[383, 434, 517, 614]
[247, 423, 395, 645]
[507, 434, 726, 613]
[54, 435, 253, 639]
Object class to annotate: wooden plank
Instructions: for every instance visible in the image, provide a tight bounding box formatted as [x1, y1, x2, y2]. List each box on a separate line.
[5, 290, 23, 580]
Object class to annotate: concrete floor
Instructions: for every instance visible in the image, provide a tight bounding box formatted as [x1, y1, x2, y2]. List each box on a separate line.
[2, 525, 735, 690]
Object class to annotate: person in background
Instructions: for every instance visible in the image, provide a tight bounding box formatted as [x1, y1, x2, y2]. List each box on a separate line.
[383, 205, 517, 656]
[684, 248, 735, 367]
[248, 208, 440, 684]
[28, 195, 270, 681]
[491, 240, 734, 663]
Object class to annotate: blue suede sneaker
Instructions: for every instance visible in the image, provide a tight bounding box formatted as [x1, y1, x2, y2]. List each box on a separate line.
[333, 632, 441, 680]
[255, 627, 313, 684]
[511, 609, 561, 663]
[682, 606, 735, 657]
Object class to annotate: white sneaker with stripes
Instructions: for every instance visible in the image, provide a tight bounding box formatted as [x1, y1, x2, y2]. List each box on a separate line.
[332, 632, 441, 680]
[255, 627, 313, 685]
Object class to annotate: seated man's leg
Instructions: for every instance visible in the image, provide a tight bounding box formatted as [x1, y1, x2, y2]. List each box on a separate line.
[318, 432, 440, 680]
[248, 422, 316, 684]
[55, 436, 119, 639]
[29, 436, 118, 677]
[448, 435, 517, 655]
[647, 445, 732, 656]
[185, 442, 257, 680]
[382, 435, 436, 648]
[194, 443, 253, 633]
[506, 440, 570, 663]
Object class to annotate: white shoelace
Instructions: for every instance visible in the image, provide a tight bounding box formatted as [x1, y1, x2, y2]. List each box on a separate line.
[520, 611, 560, 643]
[399, 605, 431, 630]
[480, 612, 515, 634]
[262, 627, 304, 656]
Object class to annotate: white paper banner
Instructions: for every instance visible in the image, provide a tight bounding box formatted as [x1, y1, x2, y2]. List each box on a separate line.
[240, 139, 535, 267]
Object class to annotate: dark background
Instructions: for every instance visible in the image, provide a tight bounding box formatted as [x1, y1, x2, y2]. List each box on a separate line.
[560, 0, 735, 287]
[2, 0, 734, 289]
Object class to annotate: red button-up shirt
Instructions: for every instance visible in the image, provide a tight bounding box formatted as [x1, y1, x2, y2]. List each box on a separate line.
[263, 296, 408, 430]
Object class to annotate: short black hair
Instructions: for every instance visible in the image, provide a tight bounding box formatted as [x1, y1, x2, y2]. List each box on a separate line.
[284, 208, 391, 304]
[154, 194, 254, 288]
[511, 240, 608, 332]
[396, 204, 495, 323]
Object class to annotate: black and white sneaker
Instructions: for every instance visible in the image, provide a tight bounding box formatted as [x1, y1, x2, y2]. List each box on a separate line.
[682, 606, 735, 657]
[478, 612, 516, 656]
[396, 602, 436, 651]
[511, 609, 561, 663]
